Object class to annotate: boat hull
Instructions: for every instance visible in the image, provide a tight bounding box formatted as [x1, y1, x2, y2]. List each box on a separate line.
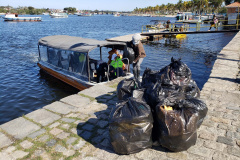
[3, 17, 42, 22]
[37, 63, 92, 90]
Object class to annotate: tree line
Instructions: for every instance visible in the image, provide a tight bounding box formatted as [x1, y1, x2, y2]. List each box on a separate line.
[0, 6, 49, 15]
[133, 0, 240, 15]
[0, 6, 78, 15]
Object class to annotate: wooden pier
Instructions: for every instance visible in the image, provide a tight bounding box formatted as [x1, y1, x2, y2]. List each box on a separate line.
[106, 33, 151, 42]
[141, 29, 239, 36]
[106, 30, 239, 43]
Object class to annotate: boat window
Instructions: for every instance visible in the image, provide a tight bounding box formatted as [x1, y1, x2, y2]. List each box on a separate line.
[69, 52, 88, 77]
[57, 50, 70, 70]
[47, 48, 58, 66]
[39, 45, 48, 62]
[39, 45, 89, 79]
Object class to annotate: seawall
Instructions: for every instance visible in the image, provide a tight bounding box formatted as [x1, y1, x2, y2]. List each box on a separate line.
[0, 32, 239, 159]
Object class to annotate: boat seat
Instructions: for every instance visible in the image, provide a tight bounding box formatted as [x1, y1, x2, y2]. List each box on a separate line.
[89, 60, 97, 81]
[89, 59, 108, 82]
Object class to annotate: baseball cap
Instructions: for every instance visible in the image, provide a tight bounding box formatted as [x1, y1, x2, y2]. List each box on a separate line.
[132, 33, 141, 45]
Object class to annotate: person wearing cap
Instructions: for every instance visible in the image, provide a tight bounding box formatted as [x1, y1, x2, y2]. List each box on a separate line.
[131, 33, 146, 82]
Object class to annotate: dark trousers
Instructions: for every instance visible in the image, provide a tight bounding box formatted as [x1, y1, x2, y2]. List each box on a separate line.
[133, 58, 143, 81]
[109, 66, 123, 79]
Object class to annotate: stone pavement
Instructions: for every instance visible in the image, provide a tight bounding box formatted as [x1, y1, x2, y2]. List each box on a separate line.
[0, 32, 239, 160]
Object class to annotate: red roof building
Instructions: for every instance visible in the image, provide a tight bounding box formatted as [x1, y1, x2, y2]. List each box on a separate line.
[225, 2, 240, 15]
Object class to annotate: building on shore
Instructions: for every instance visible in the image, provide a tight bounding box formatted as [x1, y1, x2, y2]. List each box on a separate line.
[225, 2, 240, 27]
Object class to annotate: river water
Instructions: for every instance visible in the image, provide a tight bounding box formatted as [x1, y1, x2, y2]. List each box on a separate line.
[0, 15, 236, 125]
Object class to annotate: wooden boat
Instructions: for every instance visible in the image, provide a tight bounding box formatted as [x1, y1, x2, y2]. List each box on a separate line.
[37, 35, 131, 90]
[3, 13, 41, 22]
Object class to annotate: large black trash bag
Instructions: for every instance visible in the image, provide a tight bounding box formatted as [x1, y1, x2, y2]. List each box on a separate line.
[144, 81, 184, 109]
[183, 98, 208, 128]
[132, 88, 146, 100]
[161, 58, 192, 86]
[142, 58, 192, 88]
[155, 97, 206, 152]
[181, 80, 200, 98]
[123, 43, 135, 64]
[117, 78, 139, 100]
[141, 68, 161, 88]
[109, 97, 153, 155]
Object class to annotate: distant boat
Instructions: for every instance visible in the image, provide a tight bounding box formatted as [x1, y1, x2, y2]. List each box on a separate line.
[50, 12, 68, 18]
[114, 12, 121, 17]
[176, 12, 192, 20]
[78, 12, 92, 16]
[3, 13, 42, 22]
[42, 13, 49, 15]
[145, 20, 168, 33]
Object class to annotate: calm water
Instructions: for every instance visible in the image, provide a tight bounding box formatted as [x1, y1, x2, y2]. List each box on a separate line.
[0, 15, 236, 125]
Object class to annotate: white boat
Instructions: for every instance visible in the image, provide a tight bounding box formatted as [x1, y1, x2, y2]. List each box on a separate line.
[50, 12, 68, 18]
[176, 12, 192, 20]
[78, 12, 92, 16]
[114, 12, 121, 17]
[145, 20, 168, 33]
[3, 13, 42, 22]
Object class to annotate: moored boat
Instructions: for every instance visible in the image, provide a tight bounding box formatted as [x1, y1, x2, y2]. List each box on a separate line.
[37, 35, 132, 90]
[3, 13, 42, 22]
[78, 12, 92, 16]
[50, 12, 68, 18]
[114, 12, 121, 17]
[145, 20, 168, 33]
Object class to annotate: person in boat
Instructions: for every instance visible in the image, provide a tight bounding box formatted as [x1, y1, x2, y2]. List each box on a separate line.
[208, 15, 218, 31]
[130, 33, 146, 82]
[109, 53, 124, 79]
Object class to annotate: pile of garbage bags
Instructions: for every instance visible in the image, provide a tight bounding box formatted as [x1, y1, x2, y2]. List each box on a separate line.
[109, 58, 208, 154]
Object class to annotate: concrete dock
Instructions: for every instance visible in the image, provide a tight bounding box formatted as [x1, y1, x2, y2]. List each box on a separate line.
[0, 32, 239, 160]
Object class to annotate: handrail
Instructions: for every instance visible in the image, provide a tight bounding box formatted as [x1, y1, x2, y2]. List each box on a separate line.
[141, 19, 240, 33]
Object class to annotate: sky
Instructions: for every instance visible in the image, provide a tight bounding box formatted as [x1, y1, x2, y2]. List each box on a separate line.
[0, 0, 182, 11]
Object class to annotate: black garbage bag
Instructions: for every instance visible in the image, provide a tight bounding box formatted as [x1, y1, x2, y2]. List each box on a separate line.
[141, 68, 161, 88]
[109, 97, 153, 155]
[144, 81, 184, 109]
[154, 97, 208, 152]
[181, 80, 200, 98]
[160, 58, 192, 86]
[142, 58, 192, 88]
[183, 98, 208, 128]
[155, 97, 208, 152]
[132, 88, 146, 100]
[117, 78, 139, 100]
[123, 43, 135, 64]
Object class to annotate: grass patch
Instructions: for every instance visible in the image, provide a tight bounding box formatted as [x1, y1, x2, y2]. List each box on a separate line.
[79, 94, 95, 101]
[108, 83, 118, 89]
[22, 116, 42, 127]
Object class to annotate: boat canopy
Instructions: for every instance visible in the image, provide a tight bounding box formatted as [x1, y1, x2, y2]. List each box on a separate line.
[38, 35, 126, 54]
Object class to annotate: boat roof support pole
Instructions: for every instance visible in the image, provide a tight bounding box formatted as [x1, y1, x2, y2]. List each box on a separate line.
[38, 45, 41, 61]
[87, 54, 91, 82]
[100, 47, 102, 60]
